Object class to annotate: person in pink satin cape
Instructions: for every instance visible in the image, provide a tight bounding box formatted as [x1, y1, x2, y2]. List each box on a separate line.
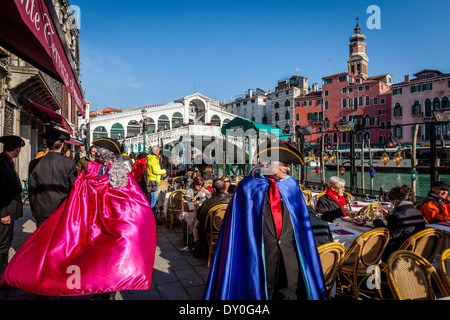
[0, 138, 156, 298]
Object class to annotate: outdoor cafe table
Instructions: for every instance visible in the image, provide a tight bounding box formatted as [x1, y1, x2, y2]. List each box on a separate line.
[328, 222, 362, 250]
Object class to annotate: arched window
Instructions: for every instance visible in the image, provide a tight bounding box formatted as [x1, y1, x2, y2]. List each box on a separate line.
[285, 99, 290, 107]
[354, 97, 358, 108]
[285, 111, 290, 120]
[110, 123, 125, 140]
[364, 114, 371, 126]
[93, 126, 108, 140]
[210, 115, 221, 126]
[364, 131, 370, 143]
[127, 120, 140, 137]
[158, 115, 170, 130]
[275, 113, 279, 121]
[424, 99, 432, 117]
[325, 101, 329, 110]
[342, 98, 347, 108]
[442, 97, 449, 109]
[172, 112, 184, 128]
[359, 96, 363, 106]
[333, 132, 338, 144]
[394, 103, 402, 117]
[142, 117, 155, 133]
[223, 118, 231, 125]
[365, 96, 370, 106]
[274, 102, 280, 109]
[433, 97, 440, 110]
[412, 100, 421, 116]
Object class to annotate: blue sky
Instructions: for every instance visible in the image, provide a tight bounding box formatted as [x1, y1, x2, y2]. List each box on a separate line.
[71, 0, 450, 111]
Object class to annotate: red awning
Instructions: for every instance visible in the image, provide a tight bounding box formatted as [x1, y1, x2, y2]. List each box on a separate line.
[0, 0, 85, 116]
[22, 100, 73, 135]
[65, 138, 84, 146]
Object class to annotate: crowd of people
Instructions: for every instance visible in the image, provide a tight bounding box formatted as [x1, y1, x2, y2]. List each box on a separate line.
[0, 133, 449, 301]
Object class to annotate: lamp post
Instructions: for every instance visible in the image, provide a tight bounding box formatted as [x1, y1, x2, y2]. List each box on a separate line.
[432, 109, 450, 186]
[295, 125, 312, 184]
[141, 108, 149, 153]
[336, 121, 356, 194]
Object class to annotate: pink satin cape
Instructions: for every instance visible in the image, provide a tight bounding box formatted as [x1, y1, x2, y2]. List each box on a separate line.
[1, 161, 156, 296]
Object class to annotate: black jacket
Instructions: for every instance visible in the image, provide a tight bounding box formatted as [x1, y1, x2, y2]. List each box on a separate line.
[0, 153, 23, 220]
[307, 206, 333, 247]
[28, 152, 77, 219]
[373, 201, 425, 262]
[316, 193, 350, 223]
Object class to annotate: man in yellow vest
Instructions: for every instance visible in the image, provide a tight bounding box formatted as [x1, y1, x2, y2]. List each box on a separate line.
[146, 145, 166, 224]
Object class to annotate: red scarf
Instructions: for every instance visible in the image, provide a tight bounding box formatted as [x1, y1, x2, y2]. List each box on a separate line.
[326, 187, 347, 216]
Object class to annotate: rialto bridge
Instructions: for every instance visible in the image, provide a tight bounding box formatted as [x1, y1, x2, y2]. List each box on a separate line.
[87, 93, 237, 155]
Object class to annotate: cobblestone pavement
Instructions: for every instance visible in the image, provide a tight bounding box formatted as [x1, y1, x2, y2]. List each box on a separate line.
[0, 204, 209, 300]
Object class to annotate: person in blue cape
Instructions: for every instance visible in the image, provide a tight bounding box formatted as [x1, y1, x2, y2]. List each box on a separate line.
[204, 141, 327, 300]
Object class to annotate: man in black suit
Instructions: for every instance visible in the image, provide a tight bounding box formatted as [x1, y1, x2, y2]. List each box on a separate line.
[0, 135, 25, 277]
[28, 131, 77, 227]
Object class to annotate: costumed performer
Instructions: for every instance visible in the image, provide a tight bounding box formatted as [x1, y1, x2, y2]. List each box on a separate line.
[204, 141, 327, 300]
[0, 138, 156, 298]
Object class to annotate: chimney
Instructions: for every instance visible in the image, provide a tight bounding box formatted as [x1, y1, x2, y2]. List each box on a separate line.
[404, 75, 410, 82]
[312, 83, 318, 92]
[248, 89, 253, 98]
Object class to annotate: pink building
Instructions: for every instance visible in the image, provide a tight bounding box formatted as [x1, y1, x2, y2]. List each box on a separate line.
[391, 69, 450, 144]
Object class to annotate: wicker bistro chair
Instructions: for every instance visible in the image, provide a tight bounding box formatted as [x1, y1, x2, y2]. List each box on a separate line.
[158, 180, 171, 192]
[205, 204, 228, 267]
[165, 189, 186, 231]
[318, 242, 345, 299]
[344, 192, 356, 203]
[440, 248, 450, 294]
[387, 250, 450, 300]
[381, 228, 443, 273]
[171, 176, 182, 188]
[337, 228, 390, 300]
[314, 191, 327, 210]
[302, 189, 313, 206]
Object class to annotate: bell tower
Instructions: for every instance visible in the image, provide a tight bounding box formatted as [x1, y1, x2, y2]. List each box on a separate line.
[347, 19, 369, 79]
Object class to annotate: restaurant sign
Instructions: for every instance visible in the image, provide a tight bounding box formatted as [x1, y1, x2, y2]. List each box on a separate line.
[9, 0, 84, 115]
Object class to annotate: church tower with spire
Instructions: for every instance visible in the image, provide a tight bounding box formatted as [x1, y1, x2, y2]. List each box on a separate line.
[347, 19, 369, 79]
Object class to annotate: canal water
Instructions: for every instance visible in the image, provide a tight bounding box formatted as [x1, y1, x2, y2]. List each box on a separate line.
[300, 167, 450, 198]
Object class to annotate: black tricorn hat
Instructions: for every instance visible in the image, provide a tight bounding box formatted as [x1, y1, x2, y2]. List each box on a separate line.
[41, 130, 69, 142]
[92, 137, 123, 155]
[0, 135, 26, 148]
[256, 140, 305, 165]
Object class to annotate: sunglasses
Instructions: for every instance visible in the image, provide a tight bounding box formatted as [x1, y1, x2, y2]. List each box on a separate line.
[223, 180, 231, 183]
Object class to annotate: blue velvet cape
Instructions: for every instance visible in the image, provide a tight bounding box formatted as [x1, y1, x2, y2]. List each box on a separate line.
[203, 173, 328, 300]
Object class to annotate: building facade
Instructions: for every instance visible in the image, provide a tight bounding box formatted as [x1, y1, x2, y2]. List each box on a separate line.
[391, 69, 450, 144]
[223, 88, 270, 124]
[271, 75, 309, 135]
[293, 23, 393, 149]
